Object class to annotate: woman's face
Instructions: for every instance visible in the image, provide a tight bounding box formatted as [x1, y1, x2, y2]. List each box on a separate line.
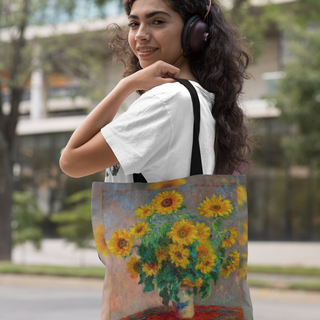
[128, 0, 186, 69]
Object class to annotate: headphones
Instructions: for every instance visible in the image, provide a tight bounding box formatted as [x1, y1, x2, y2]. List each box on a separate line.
[181, 0, 211, 55]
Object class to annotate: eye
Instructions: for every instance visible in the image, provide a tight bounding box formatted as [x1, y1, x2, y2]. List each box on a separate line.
[128, 21, 139, 28]
[153, 19, 165, 25]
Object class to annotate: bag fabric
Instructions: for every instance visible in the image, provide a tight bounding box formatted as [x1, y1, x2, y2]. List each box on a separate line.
[91, 79, 253, 320]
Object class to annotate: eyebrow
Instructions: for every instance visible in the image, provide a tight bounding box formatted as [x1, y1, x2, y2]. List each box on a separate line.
[128, 11, 172, 20]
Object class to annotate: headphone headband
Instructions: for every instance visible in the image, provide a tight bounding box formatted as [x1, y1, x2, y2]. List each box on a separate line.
[203, 0, 212, 21]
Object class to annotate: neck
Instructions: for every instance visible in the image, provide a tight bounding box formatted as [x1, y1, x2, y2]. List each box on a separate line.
[173, 54, 198, 82]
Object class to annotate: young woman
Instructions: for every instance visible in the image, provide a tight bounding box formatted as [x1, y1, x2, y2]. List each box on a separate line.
[60, 1, 253, 318]
[60, 0, 252, 182]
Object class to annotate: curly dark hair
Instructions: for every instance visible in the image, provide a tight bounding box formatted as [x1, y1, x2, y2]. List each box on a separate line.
[109, 0, 253, 174]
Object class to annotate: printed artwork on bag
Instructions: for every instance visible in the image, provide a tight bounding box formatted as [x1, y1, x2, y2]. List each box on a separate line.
[91, 175, 250, 320]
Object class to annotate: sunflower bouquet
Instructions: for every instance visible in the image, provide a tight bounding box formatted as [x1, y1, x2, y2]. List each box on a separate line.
[106, 189, 239, 306]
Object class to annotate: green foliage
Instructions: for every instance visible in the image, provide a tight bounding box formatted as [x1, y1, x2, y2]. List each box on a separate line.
[12, 192, 45, 249]
[50, 189, 93, 248]
[271, 1, 320, 167]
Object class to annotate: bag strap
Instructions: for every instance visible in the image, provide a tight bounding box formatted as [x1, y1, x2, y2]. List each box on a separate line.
[133, 78, 203, 183]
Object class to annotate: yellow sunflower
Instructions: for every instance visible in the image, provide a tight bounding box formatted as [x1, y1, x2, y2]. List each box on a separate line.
[93, 224, 110, 257]
[195, 255, 217, 274]
[220, 250, 239, 278]
[198, 194, 233, 218]
[168, 243, 190, 269]
[167, 219, 198, 246]
[130, 221, 151, 239]
[107, 228, 133, 258]
[195, 222, 211, 241]
[182, 277, 203, 287]
[142, 261, 159, 276]
[156, 248, 169, 265]
[239, 222, 248, 247]
[151, 190, 184, 215]
[237, 185, 247, 208]
[148, 178, 187, 190]
[221, 227, 238, 248]
[126, 257, 141, 279]
[135, 204, 154, 219]
[196, 241, 215, 261]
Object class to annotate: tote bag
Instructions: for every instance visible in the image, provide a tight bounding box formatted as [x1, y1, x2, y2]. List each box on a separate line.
[91, 79, 253, 320]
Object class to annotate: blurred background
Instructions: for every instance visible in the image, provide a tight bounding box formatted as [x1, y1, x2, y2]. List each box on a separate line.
[0, 1, 320, 319]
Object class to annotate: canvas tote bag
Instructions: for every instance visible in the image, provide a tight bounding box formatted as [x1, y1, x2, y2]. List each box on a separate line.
[91, 79, 253, 320]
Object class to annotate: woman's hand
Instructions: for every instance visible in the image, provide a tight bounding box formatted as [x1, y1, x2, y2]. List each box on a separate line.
[124, 60, 180, 93]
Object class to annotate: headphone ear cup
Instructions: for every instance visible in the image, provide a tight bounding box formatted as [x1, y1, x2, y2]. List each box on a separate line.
[181, 16, 208, 55]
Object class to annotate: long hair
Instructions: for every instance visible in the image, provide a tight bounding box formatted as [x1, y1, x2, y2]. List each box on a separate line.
[109, 0, 253, 174]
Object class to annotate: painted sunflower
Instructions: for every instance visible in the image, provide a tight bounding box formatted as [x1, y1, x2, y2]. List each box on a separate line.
[198, 194, 233, 218]
[93, 224, 110, 257]
[196, 241, 215, 261]
[237, 185, 247, 208]
[220, 250, 240, 278]
[130, 221, 151, 239]
[107, 228, 133, 258]
[239, 222, 248, 247]
[126, 257, 141, 279]
[148, 178, 187, 190]
[221, 227, 238, 248]
[151, 190, 184, 215]
[168, 243, 190, 269]
[195, 222, 211, 241]
[142, 261, 159, 276]
[155, 248, 169, 265]
[195, 254, 217, 275]
[182, 277, 204, 287]
[167, 219, 198, 246]
[135, 204, 154, 219]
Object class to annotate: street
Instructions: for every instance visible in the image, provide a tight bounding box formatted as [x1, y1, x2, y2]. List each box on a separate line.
[1, 275, 320, 320]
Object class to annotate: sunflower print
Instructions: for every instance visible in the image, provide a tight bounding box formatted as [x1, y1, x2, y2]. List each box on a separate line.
[151, 190, 184, 215]
[135, 204, 154, 219]
[156, 248, 169, 265]
[220, 250, 240, 278]
[237, 185, 247, 208]
[142, 261, 159, 276]
[198, 194, 233, 218]
[168, 243, 190, 269]
[196, 241, 215, 261]
[130, 221, 151, 239]
[182, 277, 204, 287]
[148, 178, 187, 190]
[221, 227, 238, 248]
[126, 257, 141, 279]
[195, 222, 211, 241]
[107, 228, 133, 258]
[167, 219, 198, 246]
[195, 255, 217, 274]
[93, 224, 110, 257]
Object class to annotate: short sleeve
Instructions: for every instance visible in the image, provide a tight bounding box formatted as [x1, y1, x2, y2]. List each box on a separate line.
[101, 91, 172, 176]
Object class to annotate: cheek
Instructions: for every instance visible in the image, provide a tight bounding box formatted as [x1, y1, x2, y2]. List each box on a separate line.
[128, 31, 136, 54]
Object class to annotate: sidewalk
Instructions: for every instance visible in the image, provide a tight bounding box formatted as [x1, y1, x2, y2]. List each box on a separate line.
[11, 239, 320, 267]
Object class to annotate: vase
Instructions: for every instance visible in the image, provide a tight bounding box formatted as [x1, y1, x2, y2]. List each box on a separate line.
[172, 286, 195, 319]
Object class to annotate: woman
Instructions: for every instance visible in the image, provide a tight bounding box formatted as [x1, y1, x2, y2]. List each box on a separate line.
[60, 0, 252, 181]
[60, 0, 253, 318]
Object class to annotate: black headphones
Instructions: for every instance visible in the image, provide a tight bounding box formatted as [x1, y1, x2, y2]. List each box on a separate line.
[181, 0, 211, 55]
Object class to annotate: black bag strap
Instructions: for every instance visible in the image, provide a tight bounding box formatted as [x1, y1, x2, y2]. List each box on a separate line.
[134, 78, 203, 183]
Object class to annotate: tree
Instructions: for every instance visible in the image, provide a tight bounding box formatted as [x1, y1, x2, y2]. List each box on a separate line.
[0, 0, 115, 261]
[272, 0, 320, 239]
[12, 191, 45, 249]
[50, 189, 93, 249]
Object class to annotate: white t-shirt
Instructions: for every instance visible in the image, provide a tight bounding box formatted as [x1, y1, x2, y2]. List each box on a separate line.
[101, 81, 215, 183]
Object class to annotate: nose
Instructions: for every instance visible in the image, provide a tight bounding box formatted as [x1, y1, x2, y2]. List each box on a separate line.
[135, 24, 150, 42]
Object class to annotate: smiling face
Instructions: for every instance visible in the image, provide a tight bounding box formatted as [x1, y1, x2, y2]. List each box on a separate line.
[128, 0, 187, 69]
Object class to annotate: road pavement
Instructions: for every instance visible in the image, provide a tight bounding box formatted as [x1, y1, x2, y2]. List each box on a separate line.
[1, 274, 320, 320]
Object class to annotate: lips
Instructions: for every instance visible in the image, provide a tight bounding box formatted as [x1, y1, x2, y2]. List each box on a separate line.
[136, 47, 158, 57]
